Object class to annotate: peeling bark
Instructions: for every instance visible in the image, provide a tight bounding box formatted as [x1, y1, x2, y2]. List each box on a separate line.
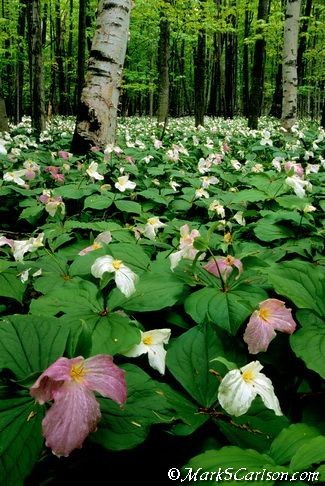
[281, 0, 302, 130]
[71, 0, 131, 154]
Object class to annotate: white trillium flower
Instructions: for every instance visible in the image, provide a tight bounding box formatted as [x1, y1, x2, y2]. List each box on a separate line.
[209, 200, 225, 218]
[143, 217, 166, 240]
[285, 175, 312, 198]
[218, 361, 282, 417]
[115, 175, 136, 192]
[0, 233, 44, 261]
[91, 255, 138, 297]
[86, 161, 104, 180]
[195, 188, 209, 199]
[3, 170, 27, 187]
[124, 329, 171, 374]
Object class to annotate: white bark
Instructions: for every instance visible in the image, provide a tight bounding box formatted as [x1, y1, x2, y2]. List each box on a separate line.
[72, 0, 131, 152]
[281, 0, 302, 130]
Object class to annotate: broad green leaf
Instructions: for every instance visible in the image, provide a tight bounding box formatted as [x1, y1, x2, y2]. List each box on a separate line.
[268, 261, 325, 316]
[290, 436, 325, 472]
[84, 193, 114, 209]
[0, 314, 70, 378]
[114, 200, 142, 214]
[167, 324, 233, 407]
[30, 280, 104, 317]
[229, 189, 267, 204]
[0, 269, 25, 303]
[61, 313, 140, 356]
[108, 266, 185, 312]
[55, 184, 95, 199]
[218, 401, 289, 453]
[0, 395, 44, 486]
[184, 285, 267, 334]
[270, 423, 320, 465]
[254, 219, 294, 242]
[184, 446, 282, 486]
[94, 364, 176, 450]
[290, 310, 325, 378]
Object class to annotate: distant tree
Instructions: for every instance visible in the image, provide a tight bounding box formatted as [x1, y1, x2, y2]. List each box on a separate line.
[71, 0, 131, 154]
[247, 0, 270, 129]
[281, 0, 302, 130]
[27, 0, 46, 135]
[194, 0, 206, 127]
[157, 2, 170, 127]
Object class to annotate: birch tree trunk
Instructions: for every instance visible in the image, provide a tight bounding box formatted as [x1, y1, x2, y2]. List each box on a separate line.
[281, 0, 302, 131]
[71, 0, 131, 154]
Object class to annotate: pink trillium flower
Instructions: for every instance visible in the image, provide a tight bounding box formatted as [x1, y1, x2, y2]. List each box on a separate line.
[204, 255, 243, 281]
[169, 224, 203, 270]
[30, 355, 126, 457]
[243, 298, 297, 354]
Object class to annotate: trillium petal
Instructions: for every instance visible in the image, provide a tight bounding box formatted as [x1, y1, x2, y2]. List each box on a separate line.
[123, 341, 148, 358]
[115, 265, 138, 297]
[83, 355, 127, 405]
[243, 311, 277, 354]
[147, 329, 171, 345]
[42, 382, 100, 457]
[30, 357, 72, 404]
[253, 375, 282, 416]
[169, 249, 184, 271]
[259, 299, 296, 333]
[91, 255, 114, 278]
[218, 369, 256, 416]
[148, 345, 167, 375]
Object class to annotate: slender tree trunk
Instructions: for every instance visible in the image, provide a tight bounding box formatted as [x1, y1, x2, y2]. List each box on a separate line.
[55, 0, 67, 114]
[242, 1, 251, 117]
[66, 0, 74, 113]
[297, 0, 312, 116]
[281, 0, 302, 130]
[321, 100, 325, 129]
[71, 0, 131, 154]
[224, 2, 237, 119]
[247, 0, 270, 129]
[194, 28, 206, 126]
[269, 63, 283, 117]
[15, 0, 26, 123]
[27, 0, 46, 135]
[157, 6, 170, 125]
[0, 90, 9, 132]
[76, 0, 87, 108]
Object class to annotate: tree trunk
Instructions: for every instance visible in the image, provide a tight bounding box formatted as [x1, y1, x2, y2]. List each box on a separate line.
[194, 29, 206, 126]
[242, 1, 251, 117]
[0, 95, 9, 132]
[224, 2, 237, 119]
[269, 63, 282, 118]
[27, 0, 46, 135]
[157, 6, 170, 125]
[281, 0, 302, 130]
[55, 0, 67, 114]
[15, 0, 26, 123]
[297, 0, 312, 116]
[71, 0, 131, 154]
[321, 100, 325, 129]
[76, 0, 87, 108]
[247, 0, 270, 129]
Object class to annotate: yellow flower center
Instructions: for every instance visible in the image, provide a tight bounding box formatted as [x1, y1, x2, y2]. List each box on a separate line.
[225, 255, 234, 265]
[92, 242, 102, 250]
[143, 335, 153, 345]
[258, 308, 271, 322]
[70, 363, 87, 383]
[112, 259, 123, 270]
[242, 369, 256, 383]
[148, 218, 157, 225]
[224, 232, 232, 243]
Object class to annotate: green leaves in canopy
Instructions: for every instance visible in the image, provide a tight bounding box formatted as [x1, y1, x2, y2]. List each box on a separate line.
[184, 285, 268, 334]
